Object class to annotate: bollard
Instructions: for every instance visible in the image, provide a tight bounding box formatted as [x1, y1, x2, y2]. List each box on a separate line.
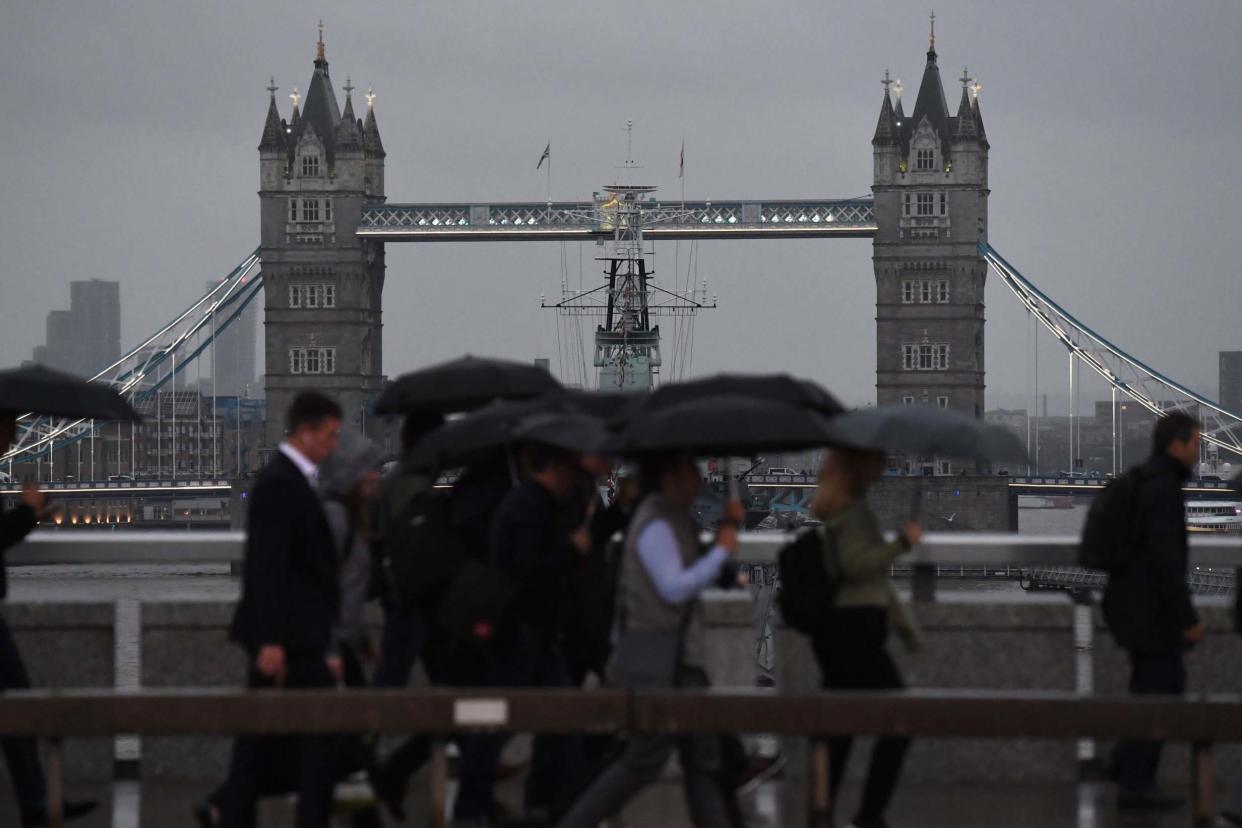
[807, 738, 832, 827]
[46, 737, 64, 828]
[1192, 741, 1214, 826]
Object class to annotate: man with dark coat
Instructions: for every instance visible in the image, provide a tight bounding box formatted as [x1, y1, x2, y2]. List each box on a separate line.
[1103, 410, 1203, 812]
[0, 413, 97, 826]
[214, 392, 343, 828]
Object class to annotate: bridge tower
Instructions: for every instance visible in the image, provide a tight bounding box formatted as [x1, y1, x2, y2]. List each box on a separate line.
[258, 24, 386, 444]
[872, 19, 989, 469]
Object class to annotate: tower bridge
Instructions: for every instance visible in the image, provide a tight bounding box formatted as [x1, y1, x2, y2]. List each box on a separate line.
[5, 18, 1242, 477]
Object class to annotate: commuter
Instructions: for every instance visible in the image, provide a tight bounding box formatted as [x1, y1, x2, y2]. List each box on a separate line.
[453, 443, 590, 827]
[557, 452, 743, 828]
[212, 392, 344, 828]
[1102, 411, 1203, 812]
[807, 448, 922, 828]
[368, 411, 443, 821]
[0, 412, 97, 827]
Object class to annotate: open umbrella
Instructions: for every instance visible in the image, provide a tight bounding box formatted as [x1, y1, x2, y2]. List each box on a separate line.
[824, 405, 1029, 464]
[609, 393, 838, 457]
[374, 355, 562, 416]
[630, 373, 843, 421]
[0, 365, 141, 421]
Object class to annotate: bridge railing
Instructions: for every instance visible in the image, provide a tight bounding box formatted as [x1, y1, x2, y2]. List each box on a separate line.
[5, 686, 1239, 827]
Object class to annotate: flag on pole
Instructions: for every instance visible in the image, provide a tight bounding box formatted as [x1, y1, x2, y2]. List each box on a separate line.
[678, 141, 685, 179]
[536, 142, 550, 170]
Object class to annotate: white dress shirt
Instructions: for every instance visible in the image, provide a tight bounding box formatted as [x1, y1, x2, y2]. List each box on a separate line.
[278, 441, 319, 487]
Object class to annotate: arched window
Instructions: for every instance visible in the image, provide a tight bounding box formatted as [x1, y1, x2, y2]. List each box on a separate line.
[301, 154, 321, 177]
[916, 148, 935, 171]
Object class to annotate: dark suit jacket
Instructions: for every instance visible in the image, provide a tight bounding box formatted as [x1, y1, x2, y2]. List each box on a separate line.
[229, 452, 340, 653]
[1103, 453, 1198, 654]
[0, 503, 37, 599]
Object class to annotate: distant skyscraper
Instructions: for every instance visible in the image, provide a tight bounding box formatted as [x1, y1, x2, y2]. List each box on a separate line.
[31, 280, 120, 377]
[206, 280, 258, 397]
[1221, 351, 1242, 414]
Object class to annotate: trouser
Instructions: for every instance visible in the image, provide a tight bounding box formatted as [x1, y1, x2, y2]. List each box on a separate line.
[812, 607, 910, 825]
[371, 600, 434, 787]
[454, 626, 583, 821]
[218, 650, 337, 828]
[1113, 649, 1186, 793]
[0, 616, 47, 818]
[556, 667, 740, 828]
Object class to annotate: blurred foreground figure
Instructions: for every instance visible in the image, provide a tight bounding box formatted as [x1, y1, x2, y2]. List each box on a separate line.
[0, 412, 97, 826]
[214, 392, 343, 828]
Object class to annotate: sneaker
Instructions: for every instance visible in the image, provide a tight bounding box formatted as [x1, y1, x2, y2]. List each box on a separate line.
[1116, 789, 1185, 811]
[734, 752, 787, 795]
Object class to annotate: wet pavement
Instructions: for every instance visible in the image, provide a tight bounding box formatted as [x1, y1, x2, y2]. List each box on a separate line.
[0, 777, 1219, 827]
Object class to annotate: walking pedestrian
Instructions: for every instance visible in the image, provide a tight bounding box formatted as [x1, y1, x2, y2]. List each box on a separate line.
[1103, 411, 1203, 812]
[557, 452, 743, 828]
[0, 412, 97, 827]
[452, 443, 590, 827]
[212, 392, 344, 828]
[807, 448, 922, 828]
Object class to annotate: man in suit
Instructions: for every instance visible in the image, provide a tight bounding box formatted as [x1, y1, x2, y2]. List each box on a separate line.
[214, 393, 343, 828]
[0, 412, 96, 826]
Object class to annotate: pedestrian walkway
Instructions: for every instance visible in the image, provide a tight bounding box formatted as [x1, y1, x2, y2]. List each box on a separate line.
[0, 778, 1205, 827]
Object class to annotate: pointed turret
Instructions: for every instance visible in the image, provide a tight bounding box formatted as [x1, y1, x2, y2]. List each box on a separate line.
[873, 71, 900, 147]
[259, 78, 286, 152]
[910, 47, 952, 158]
[335, 78, 363, 151]
[363, 86, 385, 158]
[295, 22, 342, 163]
[972, 85, 988, 147]
[953, 75, 978, 141]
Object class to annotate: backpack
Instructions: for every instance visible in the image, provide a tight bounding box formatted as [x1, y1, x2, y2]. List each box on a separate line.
[777, 526, 840, 636]
[1078, 467, 1143, 573]
[378, 474, 467, 609]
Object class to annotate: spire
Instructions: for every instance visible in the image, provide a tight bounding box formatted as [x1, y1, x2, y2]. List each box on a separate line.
[259, 77, 286, 151]
[335, 76, 363, 151]
[929, 11, 936, 56]
[953, 67, 978, 140]
[316, 19, 326, 63]
[363, 87, 385, 158]
[872, 70, 899, 147]
[971, 79, 988, 147]
[910, 16, 952, 158]
[296, 22, 342, 162]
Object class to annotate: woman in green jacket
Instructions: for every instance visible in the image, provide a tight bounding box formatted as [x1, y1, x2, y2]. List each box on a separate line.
[808, 448, 922, 828]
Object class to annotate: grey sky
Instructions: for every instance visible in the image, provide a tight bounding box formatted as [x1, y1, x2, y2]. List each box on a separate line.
[2, 1, 1239, 412]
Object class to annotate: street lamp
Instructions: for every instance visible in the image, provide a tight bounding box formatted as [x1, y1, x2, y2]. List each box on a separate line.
[1119, 404, 1128, 470]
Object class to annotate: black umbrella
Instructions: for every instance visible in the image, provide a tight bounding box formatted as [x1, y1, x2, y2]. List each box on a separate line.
[631, 373, 844, 421]
[824, 405, 1029, 464]
[406, 399, 608, 471]
[0, 365, 141, 422]
[609, 393, 838, 457]
[374, 355, 562, 416]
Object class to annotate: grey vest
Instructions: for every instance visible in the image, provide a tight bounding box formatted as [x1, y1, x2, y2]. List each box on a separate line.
[620, 493, 707, 669]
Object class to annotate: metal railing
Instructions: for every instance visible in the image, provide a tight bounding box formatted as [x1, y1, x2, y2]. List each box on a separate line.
[3, 686, 1238, 828]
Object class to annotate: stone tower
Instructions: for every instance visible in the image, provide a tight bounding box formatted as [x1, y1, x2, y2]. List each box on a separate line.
[872, 20, 989, 473]
[258, 25, 386, 444]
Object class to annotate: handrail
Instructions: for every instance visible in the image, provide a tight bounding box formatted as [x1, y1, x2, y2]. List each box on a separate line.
[9, 530, 1240, 568]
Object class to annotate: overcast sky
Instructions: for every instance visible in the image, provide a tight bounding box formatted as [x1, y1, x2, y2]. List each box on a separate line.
[2, 1, 1239, 412]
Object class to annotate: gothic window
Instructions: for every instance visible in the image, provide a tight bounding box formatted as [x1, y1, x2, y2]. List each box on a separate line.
[301, 155, 320, 177]
[289, 349, 304, 374]
[288, 285, 302, 308]
[902, 345, 916, 370]
[288, 198, 298, 222]
[902, 193, 912, 217]
[322, 348, 335, 374]
[936, 281, 950, 303]
[918, 344, 934, 370]
[288, 347, 336, 374]
[301, 199, 320, 222]
[306, 286, 319, 308]
[323, 199, 333, 222]
[322, 285, 335, 307]
[916, 193, 935, 216]
[939, 192, 947, 215]
[305, 349, 320, 373]
[902, 343, 951, 372]
[916, 149, 935, 170]
[934, 344, 950, 370]
[920, 281, 932, 303]
[902, 281, 915, 303]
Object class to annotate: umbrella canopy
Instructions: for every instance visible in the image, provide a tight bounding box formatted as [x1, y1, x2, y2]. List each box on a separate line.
[630, 373, 843, 422]
[374, 355, 562, 416]
[0, 365, 141, 422]
[824, 405, 1029, 464]
[406, 399, 608, 471]
[609, 393, 838, 457]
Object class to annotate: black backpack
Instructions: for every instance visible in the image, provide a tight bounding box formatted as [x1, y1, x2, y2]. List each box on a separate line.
[777, 526, 840, 636]
[379, 474, 467, 609]
[1078, 468, 1143, 573]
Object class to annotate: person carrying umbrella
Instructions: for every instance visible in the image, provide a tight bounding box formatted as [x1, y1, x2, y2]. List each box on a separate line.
[806, 448, 923, 828]
[0, 365, 142, 826]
